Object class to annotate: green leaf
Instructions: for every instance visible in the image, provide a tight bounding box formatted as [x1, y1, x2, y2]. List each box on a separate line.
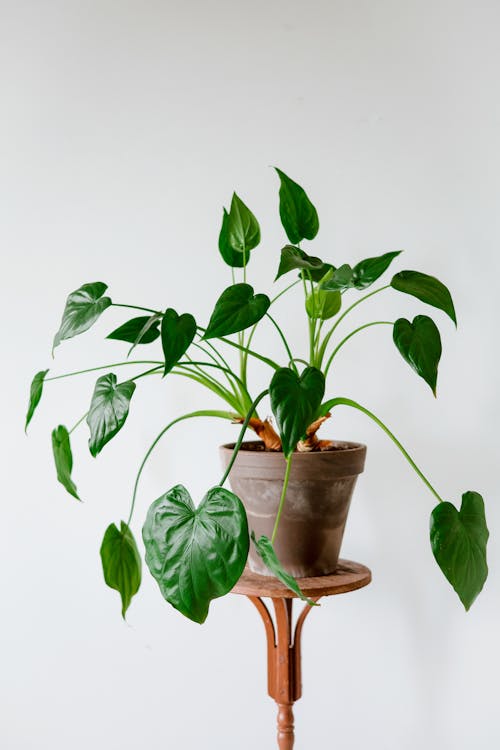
[270, 367, 325, 457]
[218, 208, 247, 268]
[143, 484, 249, 623]
[300, 263, 336, 282]
[251, 533, 316, 605]
[226, 192, 260, 256]
[53, 282, 112, 351]
[87, 373, 136, 457]
[203, 284, 270, 340]
[305, 288, 341, 320]
[161, 308, 197, 375]
[25, 369, 49, 432]
[51, 425, 80, 500]
[127, 313, 163, 357]
[391, 270, 457, 325]
[320, 263, 354, 291]
[275, 245, 326, 281]
[352, 250, 402, 289]
[107, 316, 160, 345]
[430, 491, 489, 610]
[393, 315, 442, 395]
[100, 521, 142, 618]
[275, 168, 319, 244]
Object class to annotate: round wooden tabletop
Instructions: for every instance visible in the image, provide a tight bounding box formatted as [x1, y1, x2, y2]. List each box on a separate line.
[231, 559, 371, 599]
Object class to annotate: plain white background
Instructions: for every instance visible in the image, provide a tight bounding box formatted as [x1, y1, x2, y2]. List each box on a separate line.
[2, 1, 499, 748]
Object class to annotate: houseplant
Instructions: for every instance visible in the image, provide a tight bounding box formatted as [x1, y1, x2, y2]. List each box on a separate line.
[26, 168, 489, 622]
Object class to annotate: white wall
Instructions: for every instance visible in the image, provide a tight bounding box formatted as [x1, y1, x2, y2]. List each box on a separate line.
[2, 1, 499, 748]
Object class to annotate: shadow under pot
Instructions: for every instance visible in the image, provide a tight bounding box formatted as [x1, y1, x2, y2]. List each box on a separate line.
[219, 440, 367, 578]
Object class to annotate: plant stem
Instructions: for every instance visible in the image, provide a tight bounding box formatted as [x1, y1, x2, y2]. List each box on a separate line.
[198, 331, 280, 370]
[45, 361, 164, 382]
[177, 360, 253, 413]
[112, 303, 160, 315]
[265, 313, 297, 373]
[217, 338, 280, 370]
[218, 389, 270, 487]
[324, 321, 393, 377]
[322, 397, 445, 504]
[129, 366, 163, 382]
[270, 279, 301, 304]
[173, 367, 243, 413]
[317, 285, 390, 367]
[127, 410, 237, 526]
[271, 454, 293, 544]
[69, 412, 89, 435]
[301, 274, 315, 365]
[192, 343, 242, 403]
[239, 279, 302, 379]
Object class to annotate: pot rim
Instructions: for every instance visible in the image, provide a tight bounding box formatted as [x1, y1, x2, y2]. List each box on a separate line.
[220, 439, 366, 454]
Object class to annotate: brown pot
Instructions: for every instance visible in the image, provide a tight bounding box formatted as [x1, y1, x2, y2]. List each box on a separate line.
[219, 440, 367, 578]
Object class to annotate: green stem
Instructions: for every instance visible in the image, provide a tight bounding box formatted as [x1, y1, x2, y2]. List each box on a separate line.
[322, 397, 445, 504]
[127, 410, 237, 526]
[241, 323, 259, 387]
[218, 389, 270, 487]
[270, 279, 301, 304]
[271, 454, 293, 544]
[239, 279, 301, 383]
[69, 412, 88, 435]
[177, 360, 253, 412]
[317, 285, 390, 367]
[196, 340, 232, 374]
[324, 321, 393, 377]
[203, 333, 280, 370]
[265, 313, 297, 373]
[112, 303, 160, 315]
[301, 275, 315, 365]
[173, 367, 243, 413]
[191, 344, 242, 403]
[45, 361, 164, 382]
[129, 366, 163, 382]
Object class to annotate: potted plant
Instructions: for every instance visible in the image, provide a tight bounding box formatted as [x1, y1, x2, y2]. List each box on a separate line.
[26, 167, 489, 622]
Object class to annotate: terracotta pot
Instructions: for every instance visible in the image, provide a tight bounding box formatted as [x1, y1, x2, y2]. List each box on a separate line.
[219, 440, 366, 578]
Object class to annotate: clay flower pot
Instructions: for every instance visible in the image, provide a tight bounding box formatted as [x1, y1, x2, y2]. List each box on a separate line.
[220, 440, 367, 578]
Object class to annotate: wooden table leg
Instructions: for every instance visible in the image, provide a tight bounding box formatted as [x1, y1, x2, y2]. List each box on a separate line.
[248, 595, 320, 749]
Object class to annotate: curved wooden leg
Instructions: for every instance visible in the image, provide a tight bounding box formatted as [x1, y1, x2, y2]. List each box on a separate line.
[248, 595, 320, 749]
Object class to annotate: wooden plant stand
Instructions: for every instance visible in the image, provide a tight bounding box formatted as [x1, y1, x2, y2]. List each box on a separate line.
[232, 560, 371, 750]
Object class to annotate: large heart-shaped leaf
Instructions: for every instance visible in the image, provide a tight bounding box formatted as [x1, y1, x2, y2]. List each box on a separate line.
[52, 425, 80, 500]
[161, 308, 197, 375]
[218, 208, 247, 268]
[87, 373, 136, 457]
[352, 250, 402, 289]
[251, 533, 316, 605]
[275, 245, 326, 281]
[25, 369, 49, 432]
[107, 315, 160, 345]
[430, 491, 489, 610]
[305, 288, 341, 320]
[53, 282, 112, 351]
[226, 192, 260, 257]
[393, 315, 442, 395]
[391, 270, 457, 325]
[275, 168, 319, 244]
[320, 264, 355, 292]
[143, 484, 249, 623]
[270, 367, 325, 457]
[203, 284, 270, 339]
[100, 521, 142, 618]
